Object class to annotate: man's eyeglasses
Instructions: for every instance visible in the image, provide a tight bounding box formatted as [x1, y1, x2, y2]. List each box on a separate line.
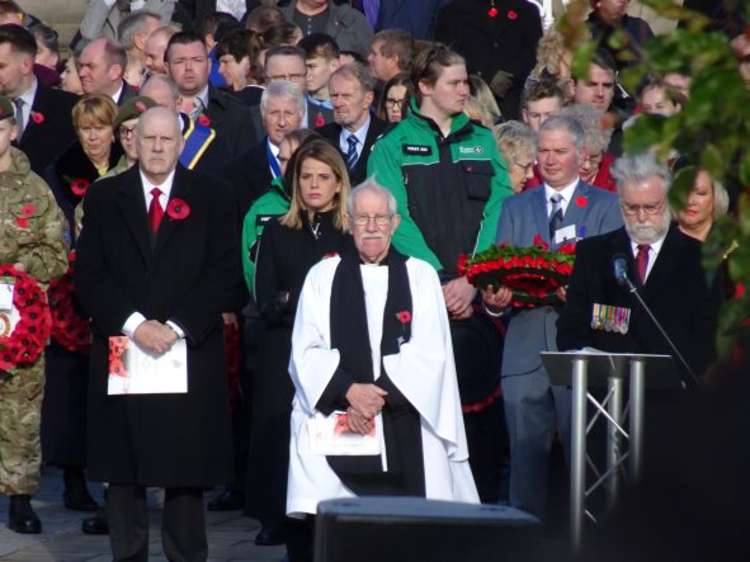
[620, 200, 665, 216]
[351, 214, 392, 226]
[268, 73, 306, 82]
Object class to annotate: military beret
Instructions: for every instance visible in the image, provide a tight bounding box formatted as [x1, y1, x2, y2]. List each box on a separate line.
[113, 96, 158, 130]
[0, 96, 15, 122]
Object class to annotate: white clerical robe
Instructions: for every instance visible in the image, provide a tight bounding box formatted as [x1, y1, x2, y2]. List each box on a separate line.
[286, 255, 479, 517]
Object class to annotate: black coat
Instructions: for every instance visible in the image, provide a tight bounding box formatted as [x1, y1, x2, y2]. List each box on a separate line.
[15, 85, 78, 177]
[226, 138, 274, 220]
[206, 85, 257, 160]
[317, 115, 388, 187]
[74, 164, 245, 486]
[435, 0, 542, 120]
[247, 212, 350, 520]
[116, 81, 138, 106]
[557, 225, 719, 378]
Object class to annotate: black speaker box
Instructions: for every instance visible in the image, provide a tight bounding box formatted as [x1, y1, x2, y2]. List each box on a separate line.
[314, 497, 541, 562]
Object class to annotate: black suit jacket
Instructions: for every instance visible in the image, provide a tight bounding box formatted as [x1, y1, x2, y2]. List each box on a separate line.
[557, 225, 718, 379]
[206, 85, 257, 160]
[317, 115, 388, 186]
[116, 81, 138, 106]
[75, 164, 245, 486]
[227, 138, 274, 220]
[16, 85, 78, 177]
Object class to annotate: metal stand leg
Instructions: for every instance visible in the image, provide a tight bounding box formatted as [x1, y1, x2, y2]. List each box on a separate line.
[629, 358, 646, 483]
[570, 358, 588, 553]
[606, 376, 624, 511]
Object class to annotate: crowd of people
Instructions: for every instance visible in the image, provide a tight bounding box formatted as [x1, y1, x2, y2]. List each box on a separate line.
[0, 0, 746, 561]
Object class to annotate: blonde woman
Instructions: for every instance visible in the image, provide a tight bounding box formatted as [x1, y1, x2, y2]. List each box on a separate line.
[248, 139, 352, 549]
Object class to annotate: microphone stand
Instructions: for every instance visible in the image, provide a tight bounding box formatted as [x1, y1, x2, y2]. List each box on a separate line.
[619, 275, 701, 388]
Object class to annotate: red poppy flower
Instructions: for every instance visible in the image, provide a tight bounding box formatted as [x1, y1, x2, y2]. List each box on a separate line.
[487, 6, 498, 18]
[20, 203, 35, 217]
[197, 114, 211, 127]
[575, 196, 588, 208]
[735, 283, 746, 299]
[15, 216, 28, 228]
[507, 10, 518, 20]
[166, 198, 190, 220]
[396, 310, 411, 324]
[30, 111, 44, 125]
[70, 178, 90, 197]
[314, 113, 326, 128]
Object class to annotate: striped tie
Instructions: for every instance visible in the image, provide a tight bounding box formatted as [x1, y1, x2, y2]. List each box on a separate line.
[346, 134, 359, 169]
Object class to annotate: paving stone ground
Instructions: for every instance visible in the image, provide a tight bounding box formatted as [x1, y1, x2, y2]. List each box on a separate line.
[0, 468, 286, 561]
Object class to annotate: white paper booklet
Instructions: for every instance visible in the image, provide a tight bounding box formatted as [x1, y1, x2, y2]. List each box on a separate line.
[107, 336, 188, 395]
[309, 411, 381, 456]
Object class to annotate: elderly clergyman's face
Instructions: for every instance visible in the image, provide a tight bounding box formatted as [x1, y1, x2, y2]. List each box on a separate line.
[620, 175, 671, 245]
[350, 190, 400, 264]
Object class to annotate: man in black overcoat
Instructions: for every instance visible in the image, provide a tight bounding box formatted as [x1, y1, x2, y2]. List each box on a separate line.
[74, 107, 245, 560]
[0, 25, 78, 177]
[557, 153, 718, 380]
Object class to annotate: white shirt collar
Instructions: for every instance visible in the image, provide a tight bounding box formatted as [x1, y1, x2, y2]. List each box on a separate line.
[196, 84, 210, 110]
[18, 77, 37, 108]
[139, 168, 176, 211]
[629, 230, 667, 282]
[543, 177, 579, 215]
[111, 81, 124, 104]
[339, 114, 370, 155]
[267, 137, 280, 157]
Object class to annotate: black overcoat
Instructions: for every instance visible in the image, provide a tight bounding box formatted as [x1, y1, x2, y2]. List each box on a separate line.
[74, 164, 245, 486]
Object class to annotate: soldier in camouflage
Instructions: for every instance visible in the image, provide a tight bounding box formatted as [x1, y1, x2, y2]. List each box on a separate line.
[0, 95, 68, 533]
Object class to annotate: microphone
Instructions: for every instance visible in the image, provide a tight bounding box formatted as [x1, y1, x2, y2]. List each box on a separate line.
[610, 255, 700, 388]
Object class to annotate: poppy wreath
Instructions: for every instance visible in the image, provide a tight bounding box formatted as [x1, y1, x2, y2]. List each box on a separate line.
[458, 235, 576, 308]
[48, 251, 90, 353]
[0, 264, 52, 373]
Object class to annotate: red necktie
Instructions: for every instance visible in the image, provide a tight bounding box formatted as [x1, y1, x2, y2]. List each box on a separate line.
[636, 244, 650, 284]
[148, 187, 164, 234]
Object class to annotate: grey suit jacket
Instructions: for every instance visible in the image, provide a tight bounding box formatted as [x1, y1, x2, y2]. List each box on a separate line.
[496, 181, 623, 377]
[79, 0, 176, 41]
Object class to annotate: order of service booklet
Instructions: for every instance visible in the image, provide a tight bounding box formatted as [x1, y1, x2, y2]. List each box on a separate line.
[107, 336, 188, 395]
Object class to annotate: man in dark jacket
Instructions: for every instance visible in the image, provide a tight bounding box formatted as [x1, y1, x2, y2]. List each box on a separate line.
[75, 107, 245, 560]
[587, 0, 654, 71]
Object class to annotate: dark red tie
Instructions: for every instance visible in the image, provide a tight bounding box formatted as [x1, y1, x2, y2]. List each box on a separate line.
[636, 244, 650, 284]
[148, 187, 164, 234]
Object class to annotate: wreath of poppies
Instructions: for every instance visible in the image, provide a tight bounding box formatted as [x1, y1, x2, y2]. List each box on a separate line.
[0, 264, 52, 373]
[458, 235, 576, 308]
[48, 251, 90, 353]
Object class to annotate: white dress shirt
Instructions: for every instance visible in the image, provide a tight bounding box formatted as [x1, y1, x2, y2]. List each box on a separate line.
[110, 81, 124, 105]
[543, 177, 579, 218]
[338, 115, 370, 164]
[15, 78, 38, 133]
[121, 169, 185, 339]
[630, 233, 666, 283]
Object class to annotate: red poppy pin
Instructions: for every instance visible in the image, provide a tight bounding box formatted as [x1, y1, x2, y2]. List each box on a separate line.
[314, 113, 326, 128]
[20, 203, 36, 218]
[166, 198, 190, 220]
[15, 216, 28, 228]
[532, 233, 549, 250]
[70, 178, 90, 197]
[487, 6, 498, 17]
[507, 10, 518, 20]
[396, 310, 411, 325]
[575, 196, 588, 208]
[197, 114, 211, 127]
[30, 111, 44, 125]
[735, 282, 746, 300]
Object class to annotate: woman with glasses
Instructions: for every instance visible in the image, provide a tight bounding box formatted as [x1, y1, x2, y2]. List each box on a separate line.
[377, 72, 411, 123]
[493, 121, 537, 193]
[248, 140, 351, 550]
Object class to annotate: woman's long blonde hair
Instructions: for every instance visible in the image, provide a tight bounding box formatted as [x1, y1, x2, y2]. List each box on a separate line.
[279, 139, 351, 230]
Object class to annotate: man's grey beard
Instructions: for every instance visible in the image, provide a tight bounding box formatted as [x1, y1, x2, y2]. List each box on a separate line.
[624, 207, 671, 245]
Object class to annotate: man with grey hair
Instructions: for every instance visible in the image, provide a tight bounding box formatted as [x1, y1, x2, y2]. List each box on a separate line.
[228, 80, 305, 216]
[484, 113, 622, 518]
[287, 178, 478, 558]
[117, 11, 161, 87]
[78, 37, 137, 105]
[558, 152, 717, 382]
[318, 62, 388, 186]
[75, 105, 244, 561]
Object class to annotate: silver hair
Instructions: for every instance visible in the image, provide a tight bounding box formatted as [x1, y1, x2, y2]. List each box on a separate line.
[538, 114, 586, 152]
[330, 62, 376, 93]
[136, 106, 181, 138]
[117, 11, 161, 50]
[493, 120, 537, 164]
[557, 103, 612, 155]
[611, 153, 672, 195]
[347, 179, 398, 217]
[140, 74, 180, 101]
[713, 179, 730, 218]
[260, 80, 305, 117]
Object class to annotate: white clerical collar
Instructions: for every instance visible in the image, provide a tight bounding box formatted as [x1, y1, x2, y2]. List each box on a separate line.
[110, 81, 124, 104]
[340, 114, 370, 148]
[139, 168, 176, 210]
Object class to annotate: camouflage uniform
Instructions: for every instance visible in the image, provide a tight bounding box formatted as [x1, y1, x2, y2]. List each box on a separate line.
[0, 146, 67, 495]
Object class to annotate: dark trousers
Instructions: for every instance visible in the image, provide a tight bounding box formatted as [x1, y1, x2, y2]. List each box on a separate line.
[108, 485, 207, 562]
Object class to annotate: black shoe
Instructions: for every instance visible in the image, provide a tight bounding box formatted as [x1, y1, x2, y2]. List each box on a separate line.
[254, 526, 286, 546]
[207, 488, 244, 511]
[7, 495, 42, 534]
[63, 490, 99, 512]
[82, 512, 109, 535]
